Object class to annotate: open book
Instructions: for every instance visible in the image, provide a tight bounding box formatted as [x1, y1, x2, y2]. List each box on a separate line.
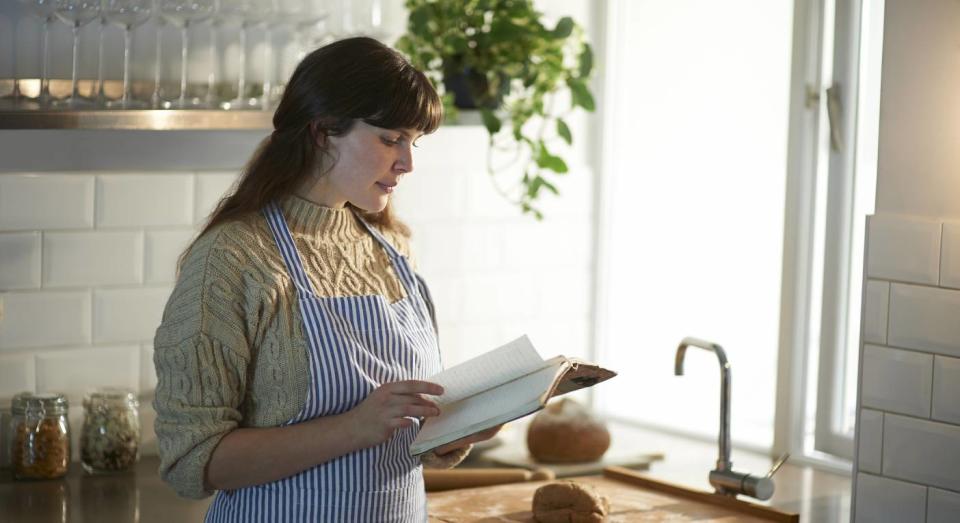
[410, 335, 616, 456]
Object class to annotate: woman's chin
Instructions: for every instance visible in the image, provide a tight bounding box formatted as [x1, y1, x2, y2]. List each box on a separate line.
[351, 197, 389, 214]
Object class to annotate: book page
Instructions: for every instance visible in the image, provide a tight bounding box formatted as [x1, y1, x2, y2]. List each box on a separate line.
[413, 362, 563, 451]
[428, 335, 546, 405]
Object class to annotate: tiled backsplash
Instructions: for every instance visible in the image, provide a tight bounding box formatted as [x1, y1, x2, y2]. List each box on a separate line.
[854, 214, 960, 522]
[0, 171, 238, 464]
[0, 126, 596, 465]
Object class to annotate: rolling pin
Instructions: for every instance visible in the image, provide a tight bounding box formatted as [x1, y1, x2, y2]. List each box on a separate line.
[424, 467, 556, 492]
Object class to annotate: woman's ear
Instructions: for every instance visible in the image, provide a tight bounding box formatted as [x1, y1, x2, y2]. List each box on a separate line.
[309, 120, 327, 147]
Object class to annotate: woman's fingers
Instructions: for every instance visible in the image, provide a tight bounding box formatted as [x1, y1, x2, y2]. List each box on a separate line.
[385, 380, 444, 396]
[396, 404, 441, 418]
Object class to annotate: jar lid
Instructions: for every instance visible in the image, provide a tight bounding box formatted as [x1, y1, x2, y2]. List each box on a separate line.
[84, 388, 138, 407]
[11, 392, 69, 415]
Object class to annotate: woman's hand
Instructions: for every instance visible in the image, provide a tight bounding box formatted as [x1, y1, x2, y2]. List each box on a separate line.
[432, 424, 504, 456]
[347, 380, 444, 448]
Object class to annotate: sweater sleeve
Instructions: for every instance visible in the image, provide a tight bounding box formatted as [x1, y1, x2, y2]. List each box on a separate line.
[153, 227, 255, 499]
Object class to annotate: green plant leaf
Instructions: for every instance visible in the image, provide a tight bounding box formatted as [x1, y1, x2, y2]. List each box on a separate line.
[536, 142, 569, 174]
[527, 175, 543, 198]
[546, 156, 569, 174]
[540, 177, 559, 195]
[579, 43, 593, 78]
[568, 78, 596, 111]
[552, 17, 574, 39]
[556, 118, 572, 145]
[409, 6, 430, 35]
[480, 109, 502, 135]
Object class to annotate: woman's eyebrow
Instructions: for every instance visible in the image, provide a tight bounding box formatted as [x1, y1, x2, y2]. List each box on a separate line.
[396, 129, 424, 140]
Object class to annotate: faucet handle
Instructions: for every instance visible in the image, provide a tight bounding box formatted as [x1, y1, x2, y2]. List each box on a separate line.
[738, 453, 789, 501]
[765, 453, 790, 478]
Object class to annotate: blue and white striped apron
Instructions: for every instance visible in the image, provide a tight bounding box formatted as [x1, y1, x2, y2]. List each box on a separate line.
[204, 202, 443, 522]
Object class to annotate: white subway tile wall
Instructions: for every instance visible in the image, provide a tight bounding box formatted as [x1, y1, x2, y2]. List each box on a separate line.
[854, 473, 927, 523]
[144, 229, 196, 284]
[883, 414, 960, 492]
[928, 487, 960, 523]
[0, 232, 41, 290]
[0, 170, 240, 463]
[932, 355, 960, 424]
[194, 172, 240, 223]
[888, 283, 960, 358]
[0, 127, 596, 460]
[0, 174, 95, 230]
[938, 222, 960, 289]
[854, 214, 960, 521]
[860, 344, 932, 417]
[43, 231, 144, 287]
[863, 280, 889, 345]
[866, 214, 941, 285]
[96, 174, 194, 228]
[857, 409, 883, 474]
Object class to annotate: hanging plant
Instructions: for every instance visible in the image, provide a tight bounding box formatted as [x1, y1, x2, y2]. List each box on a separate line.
[396, 0, 595, 219]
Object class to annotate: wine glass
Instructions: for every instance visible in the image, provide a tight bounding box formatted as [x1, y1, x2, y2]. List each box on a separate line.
[102, 0, 153, 108]
[218, 0, 256, 110]
[150, 10, 164, 108]
[0, 10, 30, 109]
[94, 11, 108, 106]
[204, 0, 223, 108]
[53, 0, 101, 109]
[286, 0, 328, 62]
[158, 0, 216, 108]
[256, 0, 281, 110]
[17, 0, 58, 107]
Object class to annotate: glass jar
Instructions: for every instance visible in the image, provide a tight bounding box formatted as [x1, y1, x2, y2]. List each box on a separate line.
[10, 392, 71, 480]
[80, 389, 140, 474]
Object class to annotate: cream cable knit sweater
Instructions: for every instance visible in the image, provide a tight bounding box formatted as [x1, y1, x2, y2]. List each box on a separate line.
[153, 195, 467, 500]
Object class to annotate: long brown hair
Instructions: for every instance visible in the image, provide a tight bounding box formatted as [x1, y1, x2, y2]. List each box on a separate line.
[191, 37, 442, 254]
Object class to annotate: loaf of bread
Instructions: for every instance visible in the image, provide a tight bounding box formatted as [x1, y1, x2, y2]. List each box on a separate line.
[532, 481, 610, 523]
[526, 398, 611, 463]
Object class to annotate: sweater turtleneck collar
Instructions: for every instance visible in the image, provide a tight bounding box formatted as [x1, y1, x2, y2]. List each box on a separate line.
[280, 195, 367, 243]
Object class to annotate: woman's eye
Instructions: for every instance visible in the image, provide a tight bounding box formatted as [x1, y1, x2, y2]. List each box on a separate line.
[382, 137, 402, 146]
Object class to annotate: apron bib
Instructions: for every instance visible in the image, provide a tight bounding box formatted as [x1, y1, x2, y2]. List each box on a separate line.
[205, 203, 442, 522]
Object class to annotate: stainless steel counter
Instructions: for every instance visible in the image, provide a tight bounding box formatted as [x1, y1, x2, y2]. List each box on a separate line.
[0, 458, 211, 523]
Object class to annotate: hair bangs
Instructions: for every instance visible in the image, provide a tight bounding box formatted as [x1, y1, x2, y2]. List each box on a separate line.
[364, 64, 443, 135]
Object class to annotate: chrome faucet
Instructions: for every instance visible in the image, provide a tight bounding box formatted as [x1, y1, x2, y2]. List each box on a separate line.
[674, 337, 787, 500]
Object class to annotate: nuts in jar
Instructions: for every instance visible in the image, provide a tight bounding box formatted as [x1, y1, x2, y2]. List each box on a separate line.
[81, 389, 140, 474]
[10, 392, 71, 480]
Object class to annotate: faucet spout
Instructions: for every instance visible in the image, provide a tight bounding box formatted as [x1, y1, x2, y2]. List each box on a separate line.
[675, 337, 732, 473]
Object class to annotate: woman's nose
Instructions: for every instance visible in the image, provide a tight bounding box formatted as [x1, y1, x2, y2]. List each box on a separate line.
[395, 145, 414, 173]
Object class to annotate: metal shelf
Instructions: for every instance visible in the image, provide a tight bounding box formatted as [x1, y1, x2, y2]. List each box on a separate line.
[0, 79, 273, 130]
[0, 110, 273, 130]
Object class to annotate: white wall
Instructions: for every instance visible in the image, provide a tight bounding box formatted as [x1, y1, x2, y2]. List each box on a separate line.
[874, 0, 960, 219]
[852, 0, 960, 521]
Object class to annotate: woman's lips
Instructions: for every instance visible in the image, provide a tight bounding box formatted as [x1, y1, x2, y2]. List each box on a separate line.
[376, 182, 396, 193]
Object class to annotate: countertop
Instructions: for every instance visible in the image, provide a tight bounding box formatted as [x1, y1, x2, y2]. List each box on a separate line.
[0, 422, 852, 522]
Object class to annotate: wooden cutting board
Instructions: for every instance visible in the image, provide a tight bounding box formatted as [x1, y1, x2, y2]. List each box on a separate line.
[480, 444, 664, 478]
[427, 468, 798, 522]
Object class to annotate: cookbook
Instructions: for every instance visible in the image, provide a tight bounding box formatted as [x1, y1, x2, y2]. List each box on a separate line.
[409, 335, 616, 456]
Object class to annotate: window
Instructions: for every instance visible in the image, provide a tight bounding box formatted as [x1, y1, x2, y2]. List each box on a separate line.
[595, 0, 882, 466]
[594, 0, 795, 451]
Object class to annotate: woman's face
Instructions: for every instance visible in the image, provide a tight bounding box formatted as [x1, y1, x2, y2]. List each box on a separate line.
[307, 120, 422, 212]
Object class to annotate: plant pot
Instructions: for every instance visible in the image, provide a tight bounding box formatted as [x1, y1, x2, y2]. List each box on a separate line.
[443, 68, 510, 110]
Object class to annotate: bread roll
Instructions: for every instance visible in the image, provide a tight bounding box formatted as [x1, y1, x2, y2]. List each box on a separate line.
[532, 481, 610, 523]
[526, 398, 611, 463]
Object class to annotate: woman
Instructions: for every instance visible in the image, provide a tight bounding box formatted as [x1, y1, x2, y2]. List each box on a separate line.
[153, 37, 498, 522]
